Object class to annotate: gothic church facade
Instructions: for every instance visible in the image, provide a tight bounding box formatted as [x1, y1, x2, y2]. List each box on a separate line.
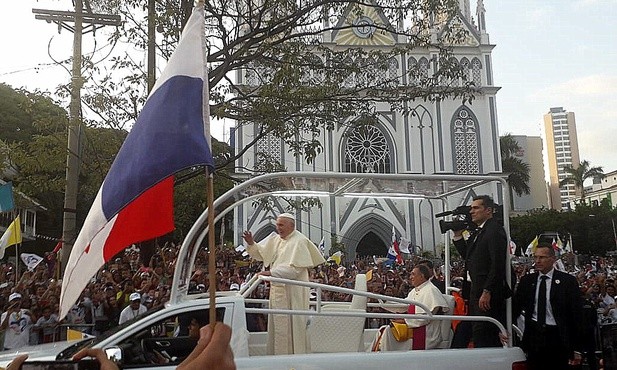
[233, 0, 503, 258]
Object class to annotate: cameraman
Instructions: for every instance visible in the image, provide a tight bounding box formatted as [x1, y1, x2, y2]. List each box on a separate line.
[452, 195, 508, 348]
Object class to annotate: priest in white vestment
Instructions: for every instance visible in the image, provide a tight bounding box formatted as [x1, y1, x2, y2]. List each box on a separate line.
[243, 213, 326, 355]
[374, 264, 448, 351]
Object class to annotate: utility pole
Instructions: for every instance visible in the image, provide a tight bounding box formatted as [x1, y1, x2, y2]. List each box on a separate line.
[33, 1, 121, 275]
[147, 0, 156, 92]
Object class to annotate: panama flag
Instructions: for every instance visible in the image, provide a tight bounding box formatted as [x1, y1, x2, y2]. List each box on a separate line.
[387, 226, 403, 265]
[59, 6, 213, 319]
[318, 237, 325, 256]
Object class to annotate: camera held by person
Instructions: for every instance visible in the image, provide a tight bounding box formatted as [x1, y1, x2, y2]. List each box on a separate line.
[435, 205, 474, 233]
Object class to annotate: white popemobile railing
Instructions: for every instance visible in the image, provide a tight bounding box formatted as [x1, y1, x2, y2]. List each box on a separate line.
[170, 172, 513, 347]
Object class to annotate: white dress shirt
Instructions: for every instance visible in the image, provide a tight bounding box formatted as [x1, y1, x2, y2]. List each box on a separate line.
[533, 268, 557, 326]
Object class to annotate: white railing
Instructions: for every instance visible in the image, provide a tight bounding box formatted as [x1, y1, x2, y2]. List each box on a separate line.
[240, 275, 508, 347]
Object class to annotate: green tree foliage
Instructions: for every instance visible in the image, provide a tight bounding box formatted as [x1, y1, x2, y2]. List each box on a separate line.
[0, 83, 40, 144]
[0, 84, 127, 238]
[509, 204, 617, 256]
[559, 160, 605, 202]
[1, 83, 234, 241]
[500, 134, 530, 209]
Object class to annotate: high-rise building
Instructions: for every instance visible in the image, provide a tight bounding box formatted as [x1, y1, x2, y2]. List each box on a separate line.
[510, 135, 548, 211]
[543, 107, 581, 210]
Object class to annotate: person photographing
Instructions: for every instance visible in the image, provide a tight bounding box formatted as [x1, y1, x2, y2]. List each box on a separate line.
[451, 195, 508, 348]
[1, 293, 33, 350]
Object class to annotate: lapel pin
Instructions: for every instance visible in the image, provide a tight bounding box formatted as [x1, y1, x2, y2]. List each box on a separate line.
[555, 279, 560, 284]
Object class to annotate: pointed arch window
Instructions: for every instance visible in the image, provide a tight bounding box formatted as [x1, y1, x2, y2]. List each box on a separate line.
[356, 57, 368, 87]
[407, 57, 418, 85]
[375, 56, 387, 83]
[418, 57, 429, 80]
[245, 61, 272, 86]
[342, 56, 354, 87]
[452, 106, 480, 174]
[245, 62, 258, 86]
[301, 54, 324, 85]
[471, 57, 482, 86]
[387, 57, 399, 86]
[344, 124, 392, 173]
[460, 57, 471, 84]
[448, 57, 459, 87]
[255, 130, 283, 170]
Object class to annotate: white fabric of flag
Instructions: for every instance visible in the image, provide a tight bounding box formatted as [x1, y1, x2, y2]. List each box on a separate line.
[21, 253, 44, 271]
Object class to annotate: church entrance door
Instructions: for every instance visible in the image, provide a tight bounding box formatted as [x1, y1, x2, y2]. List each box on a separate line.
[355, 231, 387, 257]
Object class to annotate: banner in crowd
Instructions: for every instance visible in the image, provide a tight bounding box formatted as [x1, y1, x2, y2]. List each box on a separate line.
[318, 237, 325, 256]
[399, 237, 411, 254]
[0, 182, 15, 212]
[59, 5, 214, 320]
[0, 215, 21, 259]
[20, 252, 44, 271]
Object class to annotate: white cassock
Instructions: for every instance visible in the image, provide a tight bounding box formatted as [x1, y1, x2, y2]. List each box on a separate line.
[247, 230, 326, 355]
[376, 280, 448, 351]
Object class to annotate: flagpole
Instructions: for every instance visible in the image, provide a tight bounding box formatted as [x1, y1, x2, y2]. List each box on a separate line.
[13, 210, 18, 286]
[192, 0, 217, 326]
[206, 169, 217, 325]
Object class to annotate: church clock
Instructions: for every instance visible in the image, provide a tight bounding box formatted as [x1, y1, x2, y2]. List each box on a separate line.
[352, 16, 376, 39]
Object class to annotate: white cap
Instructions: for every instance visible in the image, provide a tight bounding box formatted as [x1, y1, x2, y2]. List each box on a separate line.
[9, 292, 21, 302]
[278, 213, 295, 220]
[230, 283, 240, 291]
[129, 292, 141, 301]
[337, 266, 347, 277]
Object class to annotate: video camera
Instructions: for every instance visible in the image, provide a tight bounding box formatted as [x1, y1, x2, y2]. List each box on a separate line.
[435, 205, 474, 233]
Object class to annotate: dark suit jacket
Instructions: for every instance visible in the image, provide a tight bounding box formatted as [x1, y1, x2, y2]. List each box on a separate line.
[430, 277, 446, 294]
[453, 217, 508, 301]
[512, 269, 583, 354]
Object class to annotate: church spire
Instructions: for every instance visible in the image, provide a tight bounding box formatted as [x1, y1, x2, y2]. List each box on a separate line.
[458, 0, 471, 21]
[476, 0, 487, 34]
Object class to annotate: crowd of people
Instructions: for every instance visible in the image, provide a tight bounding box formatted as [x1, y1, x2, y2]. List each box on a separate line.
[1, 208, 616, 369]
[0, 240, 611, 344]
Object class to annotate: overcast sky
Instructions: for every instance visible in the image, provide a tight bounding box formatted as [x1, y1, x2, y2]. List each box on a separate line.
[1, 0, 616, 172]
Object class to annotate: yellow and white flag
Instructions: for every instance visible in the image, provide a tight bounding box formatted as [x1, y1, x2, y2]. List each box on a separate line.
[327, 251, 343, 265]
[0, 216, 21, 259]
[525, 235, 538, 256]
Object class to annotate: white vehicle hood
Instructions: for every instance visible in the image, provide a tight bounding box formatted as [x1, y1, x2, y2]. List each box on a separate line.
[0, 340, 87, 367]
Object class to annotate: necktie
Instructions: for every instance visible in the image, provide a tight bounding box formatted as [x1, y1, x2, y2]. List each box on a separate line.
[537, 275, 548, 325]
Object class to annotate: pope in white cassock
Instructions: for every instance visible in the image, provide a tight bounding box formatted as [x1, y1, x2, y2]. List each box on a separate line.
[374, 264, 448, 351]
[242, 213, 326, 355]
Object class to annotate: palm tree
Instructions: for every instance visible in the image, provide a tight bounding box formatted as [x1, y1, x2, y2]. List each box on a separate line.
[500, 134, 531, 209]
[559, 160, 605, 202]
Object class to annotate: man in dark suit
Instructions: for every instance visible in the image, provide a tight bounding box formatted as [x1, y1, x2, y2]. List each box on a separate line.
[419, 259, 446, 294]
[452, 195, 508, 348]
[512, 244, 583, 370]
